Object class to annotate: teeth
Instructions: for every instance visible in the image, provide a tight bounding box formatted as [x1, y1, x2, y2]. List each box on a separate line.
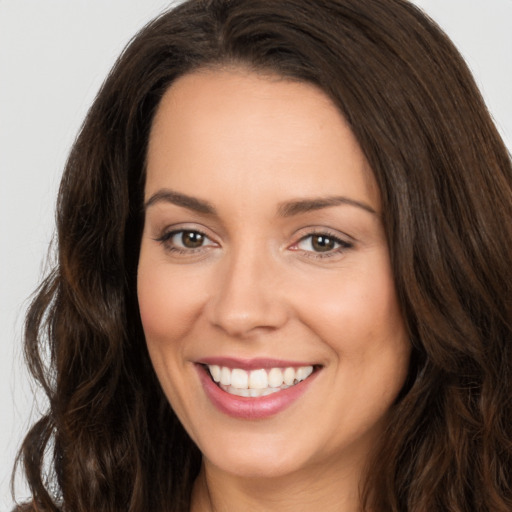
[220, 366, 231, 386]
[249, 369, 268, 389]
[209, 365, 221, 382]
[206, 364, 315, 395]
[267, 368, 283, 388]
[231, 368, 249, 389]
[223, 386, 284, 398]
[283, 367, 295, 385]
[296, 366, 314, 381]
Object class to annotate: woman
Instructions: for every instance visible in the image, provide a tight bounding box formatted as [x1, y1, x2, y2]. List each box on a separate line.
[14, 0, 512, 510]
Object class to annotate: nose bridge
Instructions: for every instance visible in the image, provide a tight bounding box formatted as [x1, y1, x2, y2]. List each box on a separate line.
[208, 238, 286, 337]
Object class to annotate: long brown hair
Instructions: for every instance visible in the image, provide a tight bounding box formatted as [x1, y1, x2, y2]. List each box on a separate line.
[14, 0, 512, 510]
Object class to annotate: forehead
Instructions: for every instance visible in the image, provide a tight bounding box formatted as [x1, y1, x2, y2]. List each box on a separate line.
[146, 68, 379, 211]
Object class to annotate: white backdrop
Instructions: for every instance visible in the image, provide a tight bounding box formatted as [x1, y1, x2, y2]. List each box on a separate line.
[1, 0, 511, 509]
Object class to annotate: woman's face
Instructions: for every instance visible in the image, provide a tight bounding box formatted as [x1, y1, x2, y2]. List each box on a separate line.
[138, 69, 410, 480]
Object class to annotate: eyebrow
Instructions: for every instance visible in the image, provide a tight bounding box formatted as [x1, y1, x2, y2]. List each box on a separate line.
[144, 188, 376, 217]
[277, 196, 377, 217]
[144, 189, 217, 215]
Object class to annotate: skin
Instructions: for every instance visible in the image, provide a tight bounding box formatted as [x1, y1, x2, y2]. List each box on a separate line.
[137, 68, 411, 511]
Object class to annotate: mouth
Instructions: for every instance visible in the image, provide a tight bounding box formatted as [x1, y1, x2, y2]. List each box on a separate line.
[196, 359, 321, 419]
[202, 363, 318, 398]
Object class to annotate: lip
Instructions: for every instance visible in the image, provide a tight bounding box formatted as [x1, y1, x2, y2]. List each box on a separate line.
[197, 356, 316, 370]
[196, 359, 320, 420]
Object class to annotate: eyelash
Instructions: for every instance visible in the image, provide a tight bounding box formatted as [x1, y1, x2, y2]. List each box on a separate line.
[155, 229, 353, 258]
[155, 229, 214, 255]
[291, 231, 353, 259]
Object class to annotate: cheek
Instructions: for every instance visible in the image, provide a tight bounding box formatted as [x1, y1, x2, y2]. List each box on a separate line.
[298, 263, 404, 353]
[137, 258, 202, 345]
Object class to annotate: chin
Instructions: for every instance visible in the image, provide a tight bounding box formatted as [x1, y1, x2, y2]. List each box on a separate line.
[199, 432, 314, 480]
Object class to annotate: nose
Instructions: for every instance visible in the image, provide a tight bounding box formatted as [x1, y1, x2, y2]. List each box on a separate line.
[207, 247, 288, 338]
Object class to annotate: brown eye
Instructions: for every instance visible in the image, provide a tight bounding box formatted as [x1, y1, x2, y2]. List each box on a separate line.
[294, 232, 352, 258]
[157, 229, 215, 252]
[311, 235, 336, 252]
[181, 231, 205, 248]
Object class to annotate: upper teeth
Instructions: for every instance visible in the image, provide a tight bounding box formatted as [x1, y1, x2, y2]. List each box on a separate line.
[207, 364, 314, 389]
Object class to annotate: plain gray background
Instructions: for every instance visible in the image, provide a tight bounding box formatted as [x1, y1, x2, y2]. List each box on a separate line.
[1, 1, 511, 509]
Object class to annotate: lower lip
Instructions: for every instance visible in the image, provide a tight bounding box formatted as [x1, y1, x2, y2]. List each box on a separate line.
[196, 365, 318, 420]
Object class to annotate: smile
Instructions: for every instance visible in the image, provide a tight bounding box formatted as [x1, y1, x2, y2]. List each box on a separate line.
[206, 364, 314, 398]
[196, 358, 320, 419]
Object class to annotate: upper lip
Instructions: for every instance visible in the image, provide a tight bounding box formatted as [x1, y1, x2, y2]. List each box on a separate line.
[196, 357, 319, 370]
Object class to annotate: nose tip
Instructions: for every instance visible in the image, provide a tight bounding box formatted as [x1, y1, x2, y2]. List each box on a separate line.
[213, 308, 276, 338]
[207, 257, 288, 338]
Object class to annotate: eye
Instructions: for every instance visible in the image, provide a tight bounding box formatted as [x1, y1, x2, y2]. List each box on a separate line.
[156, 229, 216, 253]
[174, 230, 207, 249]
[293, 232, 353, 258]
[298, 234, 338, 252]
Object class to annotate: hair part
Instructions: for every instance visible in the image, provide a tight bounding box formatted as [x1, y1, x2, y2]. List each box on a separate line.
[14, 1, 512, 510]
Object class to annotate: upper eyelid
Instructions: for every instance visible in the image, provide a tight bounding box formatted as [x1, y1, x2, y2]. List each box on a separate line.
[298, 233, 350, 245]
[154, 222, 216, 239]
[292, 226, 355, 243]
[157, 228, 215, 243]
[153, 224, 354, 248]
[292, 233, 352, 252]
[155, 229, 218, 257]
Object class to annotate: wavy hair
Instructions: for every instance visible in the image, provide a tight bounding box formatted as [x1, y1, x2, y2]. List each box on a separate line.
[14, 0, 512, 510]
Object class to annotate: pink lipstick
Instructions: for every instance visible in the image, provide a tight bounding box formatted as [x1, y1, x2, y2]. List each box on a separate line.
[196, 358, 319, 420]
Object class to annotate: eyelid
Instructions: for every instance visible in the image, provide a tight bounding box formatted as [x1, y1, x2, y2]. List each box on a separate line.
[152, 223, 353, 260]
[153, 221, 216, 240]
[154, 224, 219, 255]
[288, 227, 354, 258]
[161, 229, 216, 245]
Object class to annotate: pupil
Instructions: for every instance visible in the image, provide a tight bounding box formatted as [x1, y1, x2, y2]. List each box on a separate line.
[182, 231, 204, 248]
[312, 235, 334, 252]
